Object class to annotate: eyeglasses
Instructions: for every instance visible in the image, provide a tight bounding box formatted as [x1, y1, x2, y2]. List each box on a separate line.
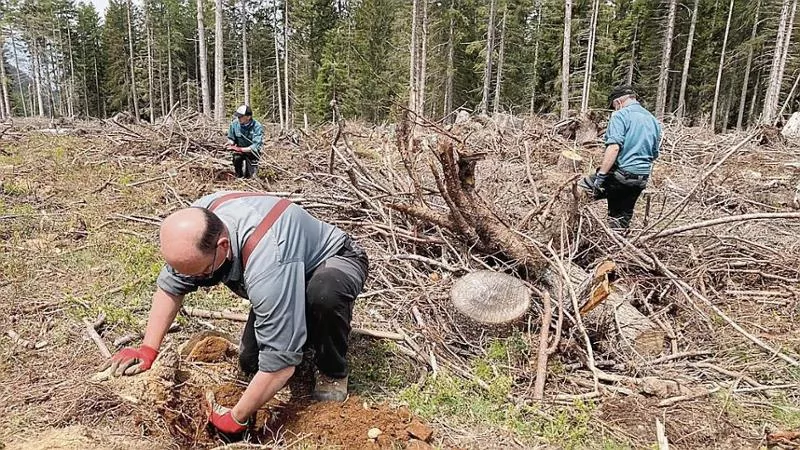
[169, 243, 223, 281]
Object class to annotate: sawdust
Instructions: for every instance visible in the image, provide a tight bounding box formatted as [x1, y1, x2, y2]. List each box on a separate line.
[187, 335, 235, 362]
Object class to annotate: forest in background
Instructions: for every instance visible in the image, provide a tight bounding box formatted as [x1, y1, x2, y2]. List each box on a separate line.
[0, 0, 797, 132]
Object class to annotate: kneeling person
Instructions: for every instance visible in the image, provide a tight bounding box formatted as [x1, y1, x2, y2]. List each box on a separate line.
[105, 192, 369, 434]
[226, 105, 264, 178]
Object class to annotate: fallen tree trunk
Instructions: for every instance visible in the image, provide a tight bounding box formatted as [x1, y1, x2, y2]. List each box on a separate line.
[541, 262, 665, 360]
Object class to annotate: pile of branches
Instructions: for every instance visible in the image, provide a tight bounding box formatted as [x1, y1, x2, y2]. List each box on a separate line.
[283, 109, 800, 417]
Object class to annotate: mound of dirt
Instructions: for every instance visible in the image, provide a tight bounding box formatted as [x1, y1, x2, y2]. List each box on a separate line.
[93, 333, 439, 449]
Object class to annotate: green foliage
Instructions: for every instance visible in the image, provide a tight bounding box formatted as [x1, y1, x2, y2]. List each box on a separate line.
[0, 0, 797, 128]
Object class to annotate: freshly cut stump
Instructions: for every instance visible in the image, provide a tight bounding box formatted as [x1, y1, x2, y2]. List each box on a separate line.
[451, 270, 532, 324]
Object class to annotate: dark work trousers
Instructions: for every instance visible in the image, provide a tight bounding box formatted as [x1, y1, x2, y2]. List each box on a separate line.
[233, 153, 258, 178]
[604, 171, 647, 229]
[239, 238, 369, 378]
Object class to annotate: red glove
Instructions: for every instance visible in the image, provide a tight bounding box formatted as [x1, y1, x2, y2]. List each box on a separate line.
[227, 145, 243, 153]
[104, 345, 158, 376]
[206, 392, 248, 434]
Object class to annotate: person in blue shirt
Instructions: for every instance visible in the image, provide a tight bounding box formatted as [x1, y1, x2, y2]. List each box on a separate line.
[226, 105, 264, 178]
[580, 86, 662, 229]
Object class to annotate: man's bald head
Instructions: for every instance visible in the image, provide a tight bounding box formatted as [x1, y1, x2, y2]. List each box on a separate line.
[160, 208, 226, 275]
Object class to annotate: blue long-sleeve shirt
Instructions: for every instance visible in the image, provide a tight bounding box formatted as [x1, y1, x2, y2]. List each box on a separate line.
[227, 119, 264, 158]
[605, 101, 662, 175]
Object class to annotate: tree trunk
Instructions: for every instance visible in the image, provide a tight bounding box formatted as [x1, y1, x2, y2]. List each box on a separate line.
[167, 21, 175, 111]
[529, 0, 543, 115]
[65, 23, 76, 117]
[32, 40, 45, 117]
[626, 18, 638, 86]
[81, 44, 89, 116]
[214, 0, 225, 121]
[655, 0, 677, 118]
[408, 0, 419, 116]
[273, 0, 284, 129]
[737, 0, 760, 130]
[126, 0, 140, 119]
[560, 0, 572, 119]
[417, 0, 428, 116]
[762, 0, 793, 124]
[711, 0, 734, 131]
[542, 263, 665, 360]
[749, 71, 761, 124]
[197, 0, 211, 116]
[284, 0, 290, 126]
[775, 0, 798, 124]
[443, 0, 455, 121]
[0, 44, 11, 118]
[242, 0, 250, 106]
[676, 0, 699, 118]
[10, 32, 27, 116]
[146, 4, 156, 123]
[480, 0, 497, 115]
[580, 0, 600, 114]
[94, 52, 105, 118]
[492, 7, 507, 115]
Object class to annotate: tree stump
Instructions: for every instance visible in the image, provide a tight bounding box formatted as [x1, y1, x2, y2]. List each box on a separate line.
[451, 270, 532, 324]
[542, 261, 665, 360]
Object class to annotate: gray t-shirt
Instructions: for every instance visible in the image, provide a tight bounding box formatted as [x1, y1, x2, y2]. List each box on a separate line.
[157, 192, 348, 372]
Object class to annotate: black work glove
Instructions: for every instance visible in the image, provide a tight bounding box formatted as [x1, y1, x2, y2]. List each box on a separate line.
[579, 170, 608, 200]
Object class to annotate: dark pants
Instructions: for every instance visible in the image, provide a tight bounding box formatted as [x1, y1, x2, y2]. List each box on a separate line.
[604, 171, 647, 229]
[239, 239, 369, 378]
[233, 153, 258, 178]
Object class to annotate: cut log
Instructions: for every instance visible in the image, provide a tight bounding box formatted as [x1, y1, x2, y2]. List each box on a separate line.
[542, 261, 665, 360]
[558, 149, 583, 174]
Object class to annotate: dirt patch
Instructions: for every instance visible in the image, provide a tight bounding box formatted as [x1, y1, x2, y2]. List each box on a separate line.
[152, 334, 440, 449]
[187, 336, 235, 362]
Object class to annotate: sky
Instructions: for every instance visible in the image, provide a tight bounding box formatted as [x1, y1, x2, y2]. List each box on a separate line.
[86, 0, 109, 16]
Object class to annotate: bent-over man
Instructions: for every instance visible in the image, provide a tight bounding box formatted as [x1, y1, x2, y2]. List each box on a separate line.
[105, 192, 369, 435]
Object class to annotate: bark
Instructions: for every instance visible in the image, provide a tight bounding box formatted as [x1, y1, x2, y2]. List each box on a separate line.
[737, 0, 760, 130]
[762, 0, 793, 124]
[126, 0, 140, 119]
[408, 0, 419, 116]
[443, 0, 455, 121]
[273, 0, 284, 129]
[197, 0, 211, 116]
[560, 0, 572, 119]
[749, 71, 761, 125]
[10, 32, 26, 117]
[284, 0, 290, 127]
[775, 0, 798, 124]
[626, 19, 638, 86]
[417, 0, 428, 116]
[677, 0, 699, 118]
[529, 0, 543, 114]
[146, 3, 156, 123]
[542, 263, 665, 360]
[93, 53, 105, 118]
[242, 0, 250, 106]
[655, 0, 677, 118]
[711, 0, 734, 130]
[32, 40, 45, 117]
[214, 0, 225, 121]
[580, 0, 600, 114]
[80, 42, 89, 116]
[492, 8, 507, 115]
[65, 23, 76, 117]
[167, 21, 175, 111]
[480, 0, 497, 115]
[0, 44, 11, 118]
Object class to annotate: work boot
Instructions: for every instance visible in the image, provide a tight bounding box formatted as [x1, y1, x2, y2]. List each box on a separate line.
[313, 371, 348, 402]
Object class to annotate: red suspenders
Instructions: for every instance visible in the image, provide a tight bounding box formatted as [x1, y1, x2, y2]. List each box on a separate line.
[208, 193, 292, 268]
